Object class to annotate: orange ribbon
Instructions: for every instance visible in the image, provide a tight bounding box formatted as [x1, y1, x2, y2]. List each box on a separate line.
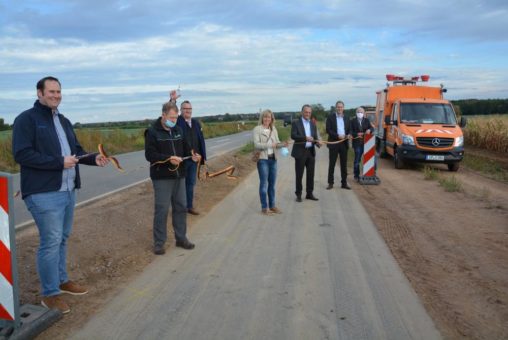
[98, 144, 124, 172]
[197, 162, 237, 180]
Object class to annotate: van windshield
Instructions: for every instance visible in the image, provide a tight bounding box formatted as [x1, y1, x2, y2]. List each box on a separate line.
[400, 103, 457, 124]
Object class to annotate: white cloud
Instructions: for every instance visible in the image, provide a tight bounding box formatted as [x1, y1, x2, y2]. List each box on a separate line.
[1, 2, 508, 124]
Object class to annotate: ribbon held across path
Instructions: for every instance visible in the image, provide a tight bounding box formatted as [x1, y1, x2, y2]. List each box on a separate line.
[98, 144, 125, 172]
[198, 162, 237, 180]
[77, 144, 125, 172]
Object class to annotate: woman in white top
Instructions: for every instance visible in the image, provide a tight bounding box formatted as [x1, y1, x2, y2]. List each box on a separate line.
[253, 109, 286, 215]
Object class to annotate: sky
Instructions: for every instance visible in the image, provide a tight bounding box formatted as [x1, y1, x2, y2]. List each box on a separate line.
[1, 0, 507, 124]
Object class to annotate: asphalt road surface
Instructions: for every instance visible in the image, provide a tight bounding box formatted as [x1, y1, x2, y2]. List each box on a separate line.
[72, 152, 441, 340]
[12, 131, 252, 228]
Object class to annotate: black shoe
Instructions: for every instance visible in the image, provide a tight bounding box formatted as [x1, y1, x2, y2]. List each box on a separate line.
[176, 240, 195, 250]
[296, 195, 302, 202]
[187, 208, 200, 215]
[154, 246, 166, 255]
[305, 194, 319, 201]
[341, 183, 351, 190]
[326, 184, 333, 190]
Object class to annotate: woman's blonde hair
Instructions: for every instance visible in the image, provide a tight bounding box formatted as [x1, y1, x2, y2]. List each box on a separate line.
[259, 109, 275, 129]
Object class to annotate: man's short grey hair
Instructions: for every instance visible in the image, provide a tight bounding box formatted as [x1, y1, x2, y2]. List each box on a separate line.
[356, 106, 365, 113]
[336, 100, 345, 107]
[162, 101, 179, 114]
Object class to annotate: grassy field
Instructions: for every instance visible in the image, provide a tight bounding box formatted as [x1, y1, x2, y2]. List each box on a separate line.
[202, 121, 257, 138]
[463, 114, 508, 153]
[239, 121, 291, 155]
[0, 130, 11, 140]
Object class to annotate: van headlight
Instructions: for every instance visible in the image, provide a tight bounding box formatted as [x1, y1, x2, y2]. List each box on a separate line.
[401, 134, 415, 145]
[454, 136, 464, 147]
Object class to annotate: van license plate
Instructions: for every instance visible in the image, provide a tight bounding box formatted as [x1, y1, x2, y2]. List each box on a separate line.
[426, 155, 444, 161]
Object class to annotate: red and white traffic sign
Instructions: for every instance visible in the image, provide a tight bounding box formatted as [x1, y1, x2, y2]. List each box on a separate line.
[0, 176, 15, 321]
[359, 133, 381, 185]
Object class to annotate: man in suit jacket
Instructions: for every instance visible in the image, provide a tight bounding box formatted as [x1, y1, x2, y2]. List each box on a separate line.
[350, 107, 372, 181]
[176, 100, 206, 215]
[325, 100, 351, 190]
[291, 104, 321, 202]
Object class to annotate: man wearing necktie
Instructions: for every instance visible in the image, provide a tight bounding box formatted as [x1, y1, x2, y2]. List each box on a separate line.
[325, 100, 351, 190]
[291, 104, 321, 202]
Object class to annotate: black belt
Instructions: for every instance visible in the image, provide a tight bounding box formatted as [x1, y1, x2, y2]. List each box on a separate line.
[267, 154, 275, 160]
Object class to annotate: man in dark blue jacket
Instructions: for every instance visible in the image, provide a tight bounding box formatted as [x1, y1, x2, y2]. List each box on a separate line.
[176, 100, 206, 215]
[12, 76, 108, 314]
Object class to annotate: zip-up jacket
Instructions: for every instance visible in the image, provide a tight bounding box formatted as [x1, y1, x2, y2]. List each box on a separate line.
[145, 117, 191, 180]
[12, 100, 98, 199]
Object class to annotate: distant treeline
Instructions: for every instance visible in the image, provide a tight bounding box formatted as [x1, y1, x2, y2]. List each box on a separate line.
[2, 99, 506, 131]
[452, 99, 508, 116]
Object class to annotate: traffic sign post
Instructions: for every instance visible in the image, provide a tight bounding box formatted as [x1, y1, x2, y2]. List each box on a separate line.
[359, 133, 381, 185]
[0, 172, 62, 339]
[0, 172, 21, 331]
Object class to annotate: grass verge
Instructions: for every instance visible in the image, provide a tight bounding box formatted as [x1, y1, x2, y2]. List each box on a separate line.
[438, 175, 463, 192]
[462, 154, 508, 183]
[423, 166, 439, 180]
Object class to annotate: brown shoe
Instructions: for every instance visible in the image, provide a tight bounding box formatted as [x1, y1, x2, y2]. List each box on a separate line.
[187, 208, 200, 215]
[261, 209, 273, 215]
[41, 295, 70, 314]
[59, 280, 88, 296]
[269, 207, 282, 214]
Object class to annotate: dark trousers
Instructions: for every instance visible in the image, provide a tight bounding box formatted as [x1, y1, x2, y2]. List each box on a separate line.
[294, 148, 315, 196]
[328, 144, 348, 185]
[184, 159, 197, 209]
[152, 178, 188, 247]
[353, 145, 364, 178]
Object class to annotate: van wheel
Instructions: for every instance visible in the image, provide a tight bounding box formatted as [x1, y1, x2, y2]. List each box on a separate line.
[394, 147, 405, 169]
[447, 163, 459, 172]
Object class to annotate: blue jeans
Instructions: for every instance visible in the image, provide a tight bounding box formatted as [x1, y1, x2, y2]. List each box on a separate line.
[257, 159, 277, 209]
[353, 145, 364, 178]
[24, 190, 76, 297]
[184, 159, 198, 209]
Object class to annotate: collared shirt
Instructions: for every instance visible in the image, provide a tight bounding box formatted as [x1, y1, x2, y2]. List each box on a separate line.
[186, 119, 192, 128]
[302, 117, 312, 148]
[336, 114, 345, 137]
[53, 109, 75, 191]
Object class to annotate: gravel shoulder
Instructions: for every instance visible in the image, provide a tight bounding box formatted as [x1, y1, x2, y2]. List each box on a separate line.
[353, 154, 508, 339]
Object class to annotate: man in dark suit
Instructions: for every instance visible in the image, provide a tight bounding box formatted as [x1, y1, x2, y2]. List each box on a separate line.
[325, 100, 351, 190]
[291, 104, 321, 202]
[176, 100, 207, 215]
[350, 107, 372, 181]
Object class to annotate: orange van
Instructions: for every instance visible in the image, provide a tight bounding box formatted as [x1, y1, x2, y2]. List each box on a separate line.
[375, 75, 467, 171]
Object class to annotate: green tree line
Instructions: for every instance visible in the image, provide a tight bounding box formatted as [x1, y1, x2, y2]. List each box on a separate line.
[451, 99, 508, 116]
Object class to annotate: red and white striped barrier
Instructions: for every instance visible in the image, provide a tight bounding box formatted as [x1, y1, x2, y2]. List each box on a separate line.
[359, 133, 380, 185]
[0, 175, 17, 322]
